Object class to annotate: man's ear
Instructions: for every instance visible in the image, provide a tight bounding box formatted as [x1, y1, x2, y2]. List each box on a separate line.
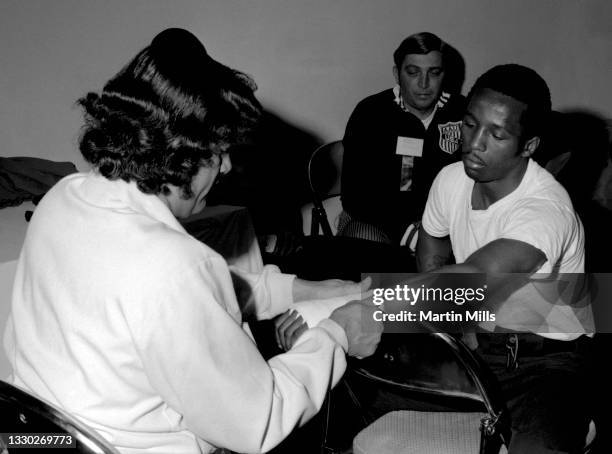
[393, 65, 399, 84]
[521, 136, 540, 158]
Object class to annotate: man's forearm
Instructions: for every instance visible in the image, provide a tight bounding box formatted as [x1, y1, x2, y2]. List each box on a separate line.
[417, 253, 451, 272]
[415, 227, 452, 272]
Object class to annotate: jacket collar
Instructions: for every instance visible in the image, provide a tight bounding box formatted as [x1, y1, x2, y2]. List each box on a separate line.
[78, 171, 186, 234]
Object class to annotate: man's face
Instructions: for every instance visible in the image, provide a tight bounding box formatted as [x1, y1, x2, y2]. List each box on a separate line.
[394, 51, 444, 117]
[461, 88, 533, 184]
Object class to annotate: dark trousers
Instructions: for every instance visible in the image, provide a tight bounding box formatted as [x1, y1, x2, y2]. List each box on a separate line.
[476, 333, 595, 454]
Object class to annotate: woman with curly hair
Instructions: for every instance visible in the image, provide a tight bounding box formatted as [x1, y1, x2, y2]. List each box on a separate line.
[4, 28, 380, 453]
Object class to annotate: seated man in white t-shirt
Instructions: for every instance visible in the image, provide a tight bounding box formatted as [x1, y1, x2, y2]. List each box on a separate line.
[417, 64, 594, 453]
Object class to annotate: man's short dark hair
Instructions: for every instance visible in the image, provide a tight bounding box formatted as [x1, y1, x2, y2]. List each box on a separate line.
[393, 32, 446, 68]
[77, 28, 261, 198]
[468, 64, 552, 140]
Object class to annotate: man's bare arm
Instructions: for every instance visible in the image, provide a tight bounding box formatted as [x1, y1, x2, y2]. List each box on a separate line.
[424, 239, 545, 275]
[461, 238, 546, 274]
[416, 226, 453, 272]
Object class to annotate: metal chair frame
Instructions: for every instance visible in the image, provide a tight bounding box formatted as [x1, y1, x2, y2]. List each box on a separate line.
[320, 332, 511, 454]
[306, 141, 343, 237]
[0, 380, 119, 454]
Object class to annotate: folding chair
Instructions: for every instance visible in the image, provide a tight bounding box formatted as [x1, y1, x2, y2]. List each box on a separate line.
[319, 333, 509, 454]
[0, 380, 119, 453]
[301, 141, 344, 237]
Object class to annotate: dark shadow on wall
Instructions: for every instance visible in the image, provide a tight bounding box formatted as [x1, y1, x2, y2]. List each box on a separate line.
[206, 108, 321, 237]
[535, 109, 610, 209]
[534, 109, 612, 273]
[443, 43, 465, 95]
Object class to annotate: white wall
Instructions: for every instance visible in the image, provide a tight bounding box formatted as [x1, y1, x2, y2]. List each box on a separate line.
[1, 0, 611, 170]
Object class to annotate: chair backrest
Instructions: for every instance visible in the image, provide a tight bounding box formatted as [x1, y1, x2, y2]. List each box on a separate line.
[347, 333, 596, 453]
[430, 333, 507, 427]
[0, 380, 119, 454]
[302, 141, 344, 236]
[308, 141, 344, 198]
[347, 332, 510, 445]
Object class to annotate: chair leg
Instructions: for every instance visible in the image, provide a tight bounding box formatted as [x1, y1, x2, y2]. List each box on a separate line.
[479, 416, 505, 454]
[311, 207, 319, 236]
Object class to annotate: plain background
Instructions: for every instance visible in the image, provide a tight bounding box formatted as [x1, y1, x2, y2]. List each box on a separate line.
[1, 0, 611, 171]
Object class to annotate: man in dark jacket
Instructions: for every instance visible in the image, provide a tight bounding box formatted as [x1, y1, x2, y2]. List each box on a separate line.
[340, 32, 465, 245]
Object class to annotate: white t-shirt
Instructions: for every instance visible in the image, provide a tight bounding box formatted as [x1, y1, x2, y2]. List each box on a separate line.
[422, 159, 593, 338]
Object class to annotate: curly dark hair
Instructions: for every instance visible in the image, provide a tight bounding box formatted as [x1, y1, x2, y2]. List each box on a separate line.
[77, 28, 262, 198]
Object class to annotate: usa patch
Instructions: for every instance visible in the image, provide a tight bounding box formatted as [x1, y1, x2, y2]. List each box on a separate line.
[438, 121, 462, 154]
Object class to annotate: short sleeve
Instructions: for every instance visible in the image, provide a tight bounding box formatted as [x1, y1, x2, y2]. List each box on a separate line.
[500, 200, 582, 271]
[421, 166, 452, 237]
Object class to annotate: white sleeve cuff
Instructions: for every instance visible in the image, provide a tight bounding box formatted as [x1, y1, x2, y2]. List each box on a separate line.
[316, 318, 349, 353]
[265, 268, 296, 307]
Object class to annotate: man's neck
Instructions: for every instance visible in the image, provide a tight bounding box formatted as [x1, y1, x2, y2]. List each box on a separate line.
[402, 101, 436, 121]
[472, 159, 530, 209]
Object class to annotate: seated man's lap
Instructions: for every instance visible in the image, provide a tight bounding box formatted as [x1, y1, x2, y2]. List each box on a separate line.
[477, 335, 595, 453]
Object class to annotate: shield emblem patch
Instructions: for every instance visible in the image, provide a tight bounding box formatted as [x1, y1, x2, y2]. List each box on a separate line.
[438, 121, 462, 154]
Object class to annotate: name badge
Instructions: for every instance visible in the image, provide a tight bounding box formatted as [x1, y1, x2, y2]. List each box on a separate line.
[396, 137, 424, 157]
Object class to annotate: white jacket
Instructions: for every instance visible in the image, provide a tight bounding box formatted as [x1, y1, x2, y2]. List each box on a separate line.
[4, 172, 347, 453]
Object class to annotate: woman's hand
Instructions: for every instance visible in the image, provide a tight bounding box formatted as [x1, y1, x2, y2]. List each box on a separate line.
[274, 310, 308, 351]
